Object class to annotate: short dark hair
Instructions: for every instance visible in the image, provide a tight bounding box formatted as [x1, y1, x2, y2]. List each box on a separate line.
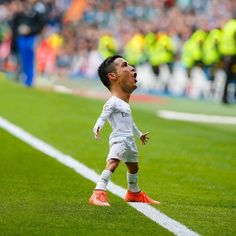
[98, 55, 122, 90]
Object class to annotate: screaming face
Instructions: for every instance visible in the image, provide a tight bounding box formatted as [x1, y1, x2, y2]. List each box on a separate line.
[113, 58, 138, 94]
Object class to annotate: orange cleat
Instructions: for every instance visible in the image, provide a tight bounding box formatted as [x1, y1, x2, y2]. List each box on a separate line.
[125, 190, 160, 204]
[89, 190, 111, 207]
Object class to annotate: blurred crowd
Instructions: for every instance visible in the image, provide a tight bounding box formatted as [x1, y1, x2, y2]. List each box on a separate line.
[0, 0, 236, 103]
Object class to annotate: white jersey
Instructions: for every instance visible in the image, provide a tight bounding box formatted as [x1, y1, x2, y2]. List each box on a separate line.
[93, 96, 142, 143]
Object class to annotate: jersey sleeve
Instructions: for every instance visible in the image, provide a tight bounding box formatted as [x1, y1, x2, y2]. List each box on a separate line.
[93, 99, 115, 133]
[132, 121, 142, 138]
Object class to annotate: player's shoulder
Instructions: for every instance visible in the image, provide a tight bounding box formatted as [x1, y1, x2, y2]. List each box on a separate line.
[107, 95, 124, 104]
[105, 96, 116, 105]
[103, 96, 117, 110]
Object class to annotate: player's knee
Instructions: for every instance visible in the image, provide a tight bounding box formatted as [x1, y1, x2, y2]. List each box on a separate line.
[130, 166, 139, 174]
[126, 163, 139, 174]
[106, 159, 120, 172]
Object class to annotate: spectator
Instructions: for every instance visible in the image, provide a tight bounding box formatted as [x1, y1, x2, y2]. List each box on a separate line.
[10, 0, 48, 86]
[2, 0, 236, 102]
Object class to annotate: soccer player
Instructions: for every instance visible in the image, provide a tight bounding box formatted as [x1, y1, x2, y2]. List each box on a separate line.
[89, 55, 160, 206]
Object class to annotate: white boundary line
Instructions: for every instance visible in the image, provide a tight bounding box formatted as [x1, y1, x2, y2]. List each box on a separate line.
[158, 110, 236, 125]
[0, 116, 199, 236]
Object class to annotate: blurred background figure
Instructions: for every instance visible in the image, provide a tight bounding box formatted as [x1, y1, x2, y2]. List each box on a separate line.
[219, 16, 236, 104]
[0, 1, 11, 72]
[0, 0, 235, 103]
[9, 0, 49, 86]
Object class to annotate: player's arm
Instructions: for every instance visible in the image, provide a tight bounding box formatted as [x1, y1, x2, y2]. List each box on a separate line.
[133, 122, 149, 145]
[93, 100, 114, 140]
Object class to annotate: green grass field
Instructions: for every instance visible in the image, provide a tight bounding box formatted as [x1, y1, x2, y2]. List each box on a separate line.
[0, 78, 236, 236]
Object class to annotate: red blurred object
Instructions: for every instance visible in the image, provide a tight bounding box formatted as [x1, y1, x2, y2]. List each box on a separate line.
[0, 40, 11, 60]
[164, 0, 175, 8]
[36, 40, 56, 73]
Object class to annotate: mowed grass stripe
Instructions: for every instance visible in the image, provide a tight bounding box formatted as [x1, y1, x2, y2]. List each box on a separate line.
[0, 127, 172, 236]
[0, 116, 199, 236]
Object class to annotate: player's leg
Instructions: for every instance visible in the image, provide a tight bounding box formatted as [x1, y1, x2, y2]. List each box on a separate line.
[124, 140, 160, 204]
[124, 161, 160, 204]
[89, 142, 124, 206]
[95, 159, 120, 191]
[89, 159, 120, 207]
[125, 162, 140, 193]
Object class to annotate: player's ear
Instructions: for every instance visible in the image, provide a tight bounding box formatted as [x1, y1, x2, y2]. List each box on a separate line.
[107, 72, 117, 81]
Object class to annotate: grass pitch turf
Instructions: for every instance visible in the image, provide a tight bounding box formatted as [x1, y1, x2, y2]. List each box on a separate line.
[0, 78, 236, 235]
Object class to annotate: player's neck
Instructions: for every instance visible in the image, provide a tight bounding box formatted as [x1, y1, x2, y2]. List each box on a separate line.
[111, 91, 131, 103]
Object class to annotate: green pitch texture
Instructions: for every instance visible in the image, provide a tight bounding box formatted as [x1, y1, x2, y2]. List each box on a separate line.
[0, 78, 236, 236]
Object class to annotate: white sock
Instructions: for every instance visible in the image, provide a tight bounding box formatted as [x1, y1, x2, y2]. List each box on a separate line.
[127, 172, 140, 193]
[95, 169, 112, 191]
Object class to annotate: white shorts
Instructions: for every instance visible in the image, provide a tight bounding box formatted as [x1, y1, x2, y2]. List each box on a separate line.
[107, 137, 138, 163]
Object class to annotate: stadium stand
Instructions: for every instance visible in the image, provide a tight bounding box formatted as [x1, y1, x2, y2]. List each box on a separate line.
[0, 0, 236, 103]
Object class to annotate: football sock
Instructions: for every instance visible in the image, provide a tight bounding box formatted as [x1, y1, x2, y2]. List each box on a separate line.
[95, 169, 112, 191]
[127, 172, 140, 193]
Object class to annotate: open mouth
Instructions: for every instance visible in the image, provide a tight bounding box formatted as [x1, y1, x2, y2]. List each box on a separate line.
[134, 73, 137, 83]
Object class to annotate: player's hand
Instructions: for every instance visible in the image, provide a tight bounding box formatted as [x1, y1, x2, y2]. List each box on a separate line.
[140, 132, 149, 145]
[94, 127, 100, 140]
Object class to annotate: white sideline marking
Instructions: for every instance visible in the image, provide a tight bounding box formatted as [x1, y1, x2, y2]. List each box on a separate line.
[0, 116, 199, 236]
[158, 110, 236, 125]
